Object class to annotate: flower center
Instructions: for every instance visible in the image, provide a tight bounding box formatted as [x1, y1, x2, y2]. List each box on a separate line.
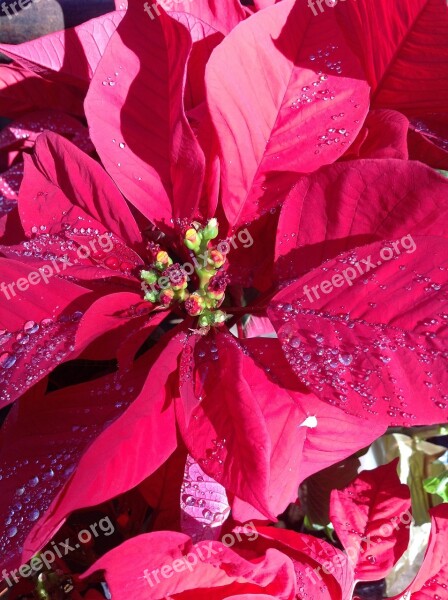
[140, 219, 229, 328]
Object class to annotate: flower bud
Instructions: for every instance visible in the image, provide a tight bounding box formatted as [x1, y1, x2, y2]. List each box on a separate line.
[184, 228, 202, 252]
[206, 272, 229, 300]
[140, 269, 158, 284]
[158, 288, 175, 306]
[202, 218, 219, 241]
[212, 310, 227, 324]
[185, 293, 205, 316]
[144, 290, 158, 303]
[198, 314, 211, 328]
[163, 264, 188, 290]
[155, 250, 173, 270]
[207, 249, 226, 268]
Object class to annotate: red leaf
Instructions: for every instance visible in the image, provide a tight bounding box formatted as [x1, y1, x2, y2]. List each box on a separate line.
[28, 132, 143, 250]
[85, 3, 205, 227]
[329, 460, 411, 581]
[0, 63, 84, 118]
[0, 12, 124, 91]
[0, 359, 149, 575]
[24, 334, 182, 565]
[205, 0, 370, 226]
[83, 530, 297, 599]
[269, 237, 448, 427]
[336, 0, 448, 117]
[274, 159, 448, 283]
[0, 258, 97, 406]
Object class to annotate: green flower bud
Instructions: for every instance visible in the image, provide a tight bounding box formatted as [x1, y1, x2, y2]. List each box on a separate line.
[202, 218, 219, 241]
[140, 269, 158, 284]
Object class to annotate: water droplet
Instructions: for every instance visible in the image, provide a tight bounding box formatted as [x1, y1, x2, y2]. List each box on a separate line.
[28, 509, 40, 522]
[7, 526, 17, 538]
[339, 353, 353, 366]
[0, 353, 16, 369]
[23, 321, 39, 334]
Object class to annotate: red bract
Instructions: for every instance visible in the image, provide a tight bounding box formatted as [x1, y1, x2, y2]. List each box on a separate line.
[335, 0, 448, 168]
[0, 10, 125, 243]
[204, 0, 370, 227]
[329, 460, 411, 581]
[0, 0, 446, 596]
[83, 524, 353, 599]
[0, 111, 93, 244]
[0, 11, 124, 96]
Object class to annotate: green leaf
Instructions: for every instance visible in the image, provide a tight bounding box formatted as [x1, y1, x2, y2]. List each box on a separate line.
[423, 472, 448, 502]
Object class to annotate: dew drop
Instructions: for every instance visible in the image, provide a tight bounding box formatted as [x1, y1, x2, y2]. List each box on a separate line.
[28, 509, 40, 522]
[339, 353, 353, 366]
[0, 353, 16, 369]
[23, 321, 39, 334]
[7, 526, 18, 538]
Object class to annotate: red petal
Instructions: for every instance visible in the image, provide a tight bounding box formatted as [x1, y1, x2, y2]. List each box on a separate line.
[179, 455, 230, 543]
[85, 4, 205, 227]
[177, 332, 272, 518]
[0, 111, 93, 156]
[255, 526, 355, 600]
[329, 460, 411, 581]
[83, 531, 296, 599]
[0, 360, 150, 574]
[0, 164, 22, 234]
[241, 338, 387, 484]
[0, 63, 84, 118]
[343, 110, 409, 161]
[176, 0, 245, 34]
[268, 237, 448, 426]
[24, 334, 182, 564]
[0, 258, 97, 406]
[75, 292, 162, 361]
[171, 12, 223, 111]
[408, 116, 448, 170]
[27, 132, 143, 250]
[336, 0, 448, 117]
[274, 160, 448, 283]
[0, 12, 124, 91]
[205, 0, 370, 226]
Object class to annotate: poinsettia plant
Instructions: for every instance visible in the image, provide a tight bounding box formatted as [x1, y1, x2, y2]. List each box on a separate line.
[0, 0, 447, 598]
